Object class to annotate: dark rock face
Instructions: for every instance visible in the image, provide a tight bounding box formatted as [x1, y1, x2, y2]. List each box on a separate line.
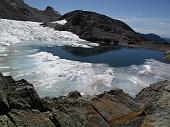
[0, 73, 43, 113]
[43, 10, 145, 44]
[0, 72, 169, 127]
[0, 0, 61, 22]
[67, 90, 81, 99]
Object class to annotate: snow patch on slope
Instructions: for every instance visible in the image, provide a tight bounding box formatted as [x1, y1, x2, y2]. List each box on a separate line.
[51, 19, 67, 25]
[0, 19, 97, 48]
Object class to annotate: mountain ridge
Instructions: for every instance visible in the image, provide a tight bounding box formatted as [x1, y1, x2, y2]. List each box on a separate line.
[137, 33, 167, 44]
[0, 0, 61, 22]
[43, 10, 146, 44]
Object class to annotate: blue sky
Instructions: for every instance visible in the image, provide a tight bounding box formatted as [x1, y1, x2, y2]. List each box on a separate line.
[24, 0, 170, 38]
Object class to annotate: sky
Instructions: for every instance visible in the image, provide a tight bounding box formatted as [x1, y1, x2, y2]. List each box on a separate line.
[24, 0, 170, 38]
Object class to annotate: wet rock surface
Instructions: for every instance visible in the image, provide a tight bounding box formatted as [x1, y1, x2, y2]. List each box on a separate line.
[0, 0, 61, 22]
[0, 72, 169, 127]
[43, 10, 146, 44]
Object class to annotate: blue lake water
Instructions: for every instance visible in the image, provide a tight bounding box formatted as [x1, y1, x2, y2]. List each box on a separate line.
[39, 45, 166, 67]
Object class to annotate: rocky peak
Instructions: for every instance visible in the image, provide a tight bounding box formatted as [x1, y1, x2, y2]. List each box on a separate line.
[45, 6, 55, 12]
[44, 6, 61, 17]
[0, 0, 61, 22]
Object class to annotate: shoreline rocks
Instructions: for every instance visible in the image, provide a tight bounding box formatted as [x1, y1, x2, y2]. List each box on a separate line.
[0, 72, 169, 127]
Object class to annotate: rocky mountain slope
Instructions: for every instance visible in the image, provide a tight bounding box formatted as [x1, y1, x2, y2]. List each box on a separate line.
[0, 0, 61, 22]
[0, 0, 146, 44]
[164, 38, 170, 43]
[43, 10, 146, 44]
[0, 72, 169, 127]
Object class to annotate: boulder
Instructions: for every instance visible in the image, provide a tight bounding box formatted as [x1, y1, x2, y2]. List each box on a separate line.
[67, 91, 81, 99]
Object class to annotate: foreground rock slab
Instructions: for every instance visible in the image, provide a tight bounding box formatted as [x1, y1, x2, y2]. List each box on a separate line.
[136, 80, 170, 127]
[0, 72, 169, 127]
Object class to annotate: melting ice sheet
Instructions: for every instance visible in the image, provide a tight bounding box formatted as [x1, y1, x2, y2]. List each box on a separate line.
[0, 41, 170, 97]
[0, 19, 169, 97]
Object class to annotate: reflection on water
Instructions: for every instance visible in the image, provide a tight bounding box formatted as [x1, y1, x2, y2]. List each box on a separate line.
[40, 45, 166, 67]
[63, 45, 122, 56]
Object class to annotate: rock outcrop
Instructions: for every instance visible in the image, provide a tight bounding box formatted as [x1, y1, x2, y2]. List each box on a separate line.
[0, 72, 169, 127]
[136, 80, 170, 126]
[43, 10, 146, 44]
[0, 0, 61, 22]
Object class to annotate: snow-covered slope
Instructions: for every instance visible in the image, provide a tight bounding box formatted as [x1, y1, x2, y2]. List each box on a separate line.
[0, 19, 83, 45]
[51, 19, 67, 25]
[0, 19, 99, 56]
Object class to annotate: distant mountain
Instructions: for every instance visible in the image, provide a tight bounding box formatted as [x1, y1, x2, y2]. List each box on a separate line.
[137, 33, 167, 44]
[0, 0, 61, 22]
[43, 10, 146, 44]
[164, 38, 170, 43]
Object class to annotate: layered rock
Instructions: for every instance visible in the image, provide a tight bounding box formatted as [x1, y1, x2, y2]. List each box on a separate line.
[43, 10, 146, 44]
[0, 72, 169, 127]
[0, 0, 61, 22]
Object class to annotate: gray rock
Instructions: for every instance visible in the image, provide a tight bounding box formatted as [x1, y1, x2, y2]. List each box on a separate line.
[7, 79, 43, 111]
[8, 109, 56, 127]
[136, 80, 170, 127]
[0, 73, 43, 112]
[0, 115, 16, 127]
[67, 91, 81, 99]
[0, 90, 9, 115]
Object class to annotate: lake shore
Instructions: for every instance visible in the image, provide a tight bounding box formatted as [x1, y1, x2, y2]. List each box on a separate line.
[120, 41, 170, 61]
